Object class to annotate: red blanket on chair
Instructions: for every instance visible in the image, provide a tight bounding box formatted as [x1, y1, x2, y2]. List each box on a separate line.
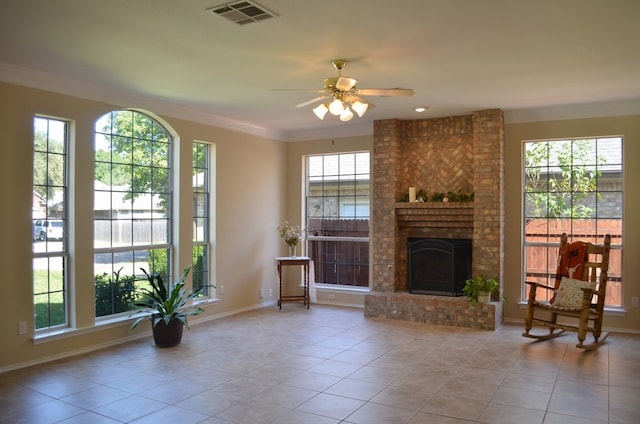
[552, 240, 588, 303]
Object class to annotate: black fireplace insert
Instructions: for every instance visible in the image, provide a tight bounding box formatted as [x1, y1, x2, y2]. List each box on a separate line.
[408, 238, 472, 296]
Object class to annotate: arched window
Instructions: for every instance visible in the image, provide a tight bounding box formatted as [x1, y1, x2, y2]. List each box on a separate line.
[94, 110, 172, 317]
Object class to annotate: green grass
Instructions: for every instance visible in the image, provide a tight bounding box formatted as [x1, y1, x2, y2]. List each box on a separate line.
[33, 269, 65, 329]
[32, 268, 194, 329]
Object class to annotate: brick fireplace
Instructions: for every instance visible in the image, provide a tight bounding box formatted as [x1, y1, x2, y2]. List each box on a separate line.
[364, 109, 505, 330]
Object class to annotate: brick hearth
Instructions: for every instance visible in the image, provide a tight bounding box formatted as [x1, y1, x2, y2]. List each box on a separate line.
[365, 110, 505, 330]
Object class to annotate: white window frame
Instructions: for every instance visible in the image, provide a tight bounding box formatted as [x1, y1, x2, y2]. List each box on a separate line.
[305, 151, 371, 288]
[32, 115, 69, 332]
[192, 141, 216, 299]
[522, 136, 623, 308]
[93, 110, 173, 319]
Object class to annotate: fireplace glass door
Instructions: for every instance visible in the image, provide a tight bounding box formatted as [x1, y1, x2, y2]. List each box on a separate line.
[408, 238, 472, 296]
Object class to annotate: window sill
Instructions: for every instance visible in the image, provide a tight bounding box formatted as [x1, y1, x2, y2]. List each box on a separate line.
[314, 284, 370, 293]
[33, 299, 220, 345]
[33, 314, 136, 345]
[194, 297, 220, 307]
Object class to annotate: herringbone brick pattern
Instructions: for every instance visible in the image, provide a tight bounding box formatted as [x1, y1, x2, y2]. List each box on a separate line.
[399, 135, 473, 195]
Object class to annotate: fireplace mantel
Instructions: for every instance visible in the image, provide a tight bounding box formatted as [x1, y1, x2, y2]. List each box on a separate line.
[395, 202, 474, 229]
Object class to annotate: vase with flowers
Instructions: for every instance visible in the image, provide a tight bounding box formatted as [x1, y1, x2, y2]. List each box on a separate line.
[277, 220, 304, 257]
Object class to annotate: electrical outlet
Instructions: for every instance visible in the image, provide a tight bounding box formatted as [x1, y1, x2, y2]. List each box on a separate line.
[632, 297, 639, 308]
[18, 321, 27, 335]
[219, 285, 225, 295]
[259, 289, 264, 298]
[268, 289, 273, 297]
[328, 294, 336, 300]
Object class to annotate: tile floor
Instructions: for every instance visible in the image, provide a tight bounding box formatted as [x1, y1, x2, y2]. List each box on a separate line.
[1, 305, 639, 424]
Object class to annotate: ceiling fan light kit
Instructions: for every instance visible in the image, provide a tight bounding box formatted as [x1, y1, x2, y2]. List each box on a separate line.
[275, 59, 414, 122]
[311, 96, 368, 122]
[319, 98, 360, 122]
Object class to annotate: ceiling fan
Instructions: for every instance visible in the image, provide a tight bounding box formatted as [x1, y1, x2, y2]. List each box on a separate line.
[274, 59, 414, 122]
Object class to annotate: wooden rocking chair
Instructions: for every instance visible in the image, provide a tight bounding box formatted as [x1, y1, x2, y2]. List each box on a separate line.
[523, 233, 611, 350]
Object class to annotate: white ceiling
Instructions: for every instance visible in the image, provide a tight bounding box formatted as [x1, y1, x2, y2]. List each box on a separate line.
[1, 0, 639, 141]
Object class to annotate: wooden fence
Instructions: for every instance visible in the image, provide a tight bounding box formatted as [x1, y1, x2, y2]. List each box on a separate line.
[94, 220, 169, 247]
[525, 219, 622, 306]
[306, 218, 369, 286]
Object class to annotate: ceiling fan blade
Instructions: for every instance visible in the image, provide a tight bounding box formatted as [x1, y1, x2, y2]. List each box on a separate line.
[295, 95, 330, 108]
[270, 88, 327, 93]
[336, 76, 358, 91]
[357, 88, 414, 97]
[272, 60, 414, 111]
[345, 94, 367, 104]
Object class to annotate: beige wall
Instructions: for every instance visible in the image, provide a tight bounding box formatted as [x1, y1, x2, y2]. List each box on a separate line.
[0, 82, 286, 370]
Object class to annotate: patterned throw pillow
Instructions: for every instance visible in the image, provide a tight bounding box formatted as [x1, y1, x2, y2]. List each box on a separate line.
[553, 277, 596, 309]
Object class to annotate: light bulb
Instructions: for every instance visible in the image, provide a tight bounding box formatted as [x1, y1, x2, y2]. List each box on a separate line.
[312, 103, 329, 120]
[328, 98, 345, 115]
[340, 107, 353, 121]
[351, 101, 368, 117]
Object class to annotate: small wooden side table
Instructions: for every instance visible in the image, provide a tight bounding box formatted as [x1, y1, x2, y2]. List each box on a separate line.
[275, 256, 311, 309]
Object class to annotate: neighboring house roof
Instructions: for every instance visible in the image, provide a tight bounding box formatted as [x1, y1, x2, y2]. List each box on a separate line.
[48, 181, 201, 218]
[93, 181, 165, 218]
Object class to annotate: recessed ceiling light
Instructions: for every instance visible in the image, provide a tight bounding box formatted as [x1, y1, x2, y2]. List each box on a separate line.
[414, 106, 429, 113]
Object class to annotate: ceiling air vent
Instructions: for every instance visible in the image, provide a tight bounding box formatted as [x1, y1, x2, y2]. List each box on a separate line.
[207, 1, 278, 25]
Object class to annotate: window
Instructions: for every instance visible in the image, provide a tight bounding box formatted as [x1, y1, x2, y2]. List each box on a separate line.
[193, 141, 214, 297]
[32, 117, 69, 330]
[94, 110, 172, 317]
[305, 152, 370, 287]
[523, 137, 623, 307]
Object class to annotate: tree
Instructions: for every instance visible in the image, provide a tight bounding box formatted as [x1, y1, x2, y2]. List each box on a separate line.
[96, 111, 170, 206]
[33, 131, 65, 200]
[525, 139, 603, 219]
[94, 149, 130, 186]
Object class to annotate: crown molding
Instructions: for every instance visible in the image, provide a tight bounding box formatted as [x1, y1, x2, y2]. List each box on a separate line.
[505, 98, 640, 124]
[3, 62, 638, 142]
[0, 62, 287, 141]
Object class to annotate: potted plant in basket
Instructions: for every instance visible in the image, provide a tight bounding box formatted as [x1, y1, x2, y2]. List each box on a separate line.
[130, 264, 208, 347]
[462, 275, 500, 306]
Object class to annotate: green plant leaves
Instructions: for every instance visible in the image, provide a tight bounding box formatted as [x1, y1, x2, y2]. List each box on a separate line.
[130, 264, 209, 330]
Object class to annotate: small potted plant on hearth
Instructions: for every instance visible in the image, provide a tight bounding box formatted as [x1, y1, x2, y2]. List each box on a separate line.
[462, 275, 500, 306]
[130, 264, 209, 347]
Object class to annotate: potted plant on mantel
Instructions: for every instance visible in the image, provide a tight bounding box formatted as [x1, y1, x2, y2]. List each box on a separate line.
[130, 265, 208, 347]
[462, 275, 500, 306]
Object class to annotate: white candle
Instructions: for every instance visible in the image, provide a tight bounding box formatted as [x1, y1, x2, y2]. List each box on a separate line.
[409, 187, 416, 202]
